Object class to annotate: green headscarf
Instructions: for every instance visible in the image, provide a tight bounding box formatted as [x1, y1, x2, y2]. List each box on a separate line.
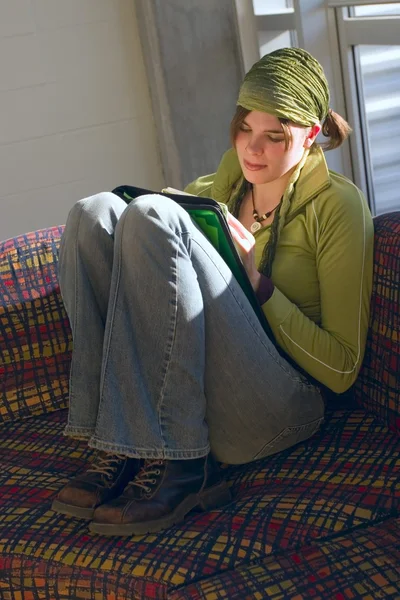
[237, 47, 329, 125]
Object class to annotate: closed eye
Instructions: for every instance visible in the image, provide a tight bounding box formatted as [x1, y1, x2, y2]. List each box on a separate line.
[239, 124, 284, 144]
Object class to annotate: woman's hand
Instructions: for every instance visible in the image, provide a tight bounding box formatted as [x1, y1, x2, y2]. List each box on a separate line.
[227, 212, 261, 292]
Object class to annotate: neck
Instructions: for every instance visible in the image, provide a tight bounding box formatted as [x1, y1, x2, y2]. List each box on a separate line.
[252, 167, 294, 208]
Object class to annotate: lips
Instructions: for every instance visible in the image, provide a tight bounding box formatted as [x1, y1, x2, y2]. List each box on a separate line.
[243, 159, 266, 171]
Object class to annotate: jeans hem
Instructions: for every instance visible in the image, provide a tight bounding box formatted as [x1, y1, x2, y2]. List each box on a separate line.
[88, 436, 210, 459]
[64, 425, 94, 440]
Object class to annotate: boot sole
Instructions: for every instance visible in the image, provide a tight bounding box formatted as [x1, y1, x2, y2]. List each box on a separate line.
[51, 498, 95, 520]
[89, 480, 232, 537]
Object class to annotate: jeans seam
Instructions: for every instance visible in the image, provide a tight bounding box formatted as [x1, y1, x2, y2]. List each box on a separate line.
[96, 202, 126, 425]
[157, 234, 182, 450]
[283, 417, 324, 434]
[253, 416, 324, 460]
[65, 202, 85, 418]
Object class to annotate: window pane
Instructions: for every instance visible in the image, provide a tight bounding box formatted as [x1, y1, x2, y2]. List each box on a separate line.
[252, 0, 292, 14]
[358, 45, 400, 213]
[259, 31, 293, 55]
[253, 0, 295, 55]
[354, 3, 400, 17]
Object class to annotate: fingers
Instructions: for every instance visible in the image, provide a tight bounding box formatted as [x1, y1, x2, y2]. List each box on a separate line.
[229, 223, 253, 254]
[227, 213, 255, 245]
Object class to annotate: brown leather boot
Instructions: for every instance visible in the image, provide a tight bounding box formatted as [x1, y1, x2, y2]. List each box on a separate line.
[89, 454, 231, 536]
[51, 451, 141, 519]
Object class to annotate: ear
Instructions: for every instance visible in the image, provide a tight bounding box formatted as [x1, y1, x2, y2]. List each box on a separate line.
[303, 123, 321, 148]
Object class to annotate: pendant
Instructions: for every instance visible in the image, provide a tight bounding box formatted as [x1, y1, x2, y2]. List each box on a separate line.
[251, 221, 262, 234]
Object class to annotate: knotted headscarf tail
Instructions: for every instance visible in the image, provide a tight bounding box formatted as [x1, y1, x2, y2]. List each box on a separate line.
[237, 47, 330, 125]
[229, 48, 330, 278]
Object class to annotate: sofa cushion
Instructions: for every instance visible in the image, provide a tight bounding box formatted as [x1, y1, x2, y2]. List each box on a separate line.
[0, 407, 399, 599]
[354, 212, 400, 433]
[0, 227, 71, 424]
[171, 517, 400, 599]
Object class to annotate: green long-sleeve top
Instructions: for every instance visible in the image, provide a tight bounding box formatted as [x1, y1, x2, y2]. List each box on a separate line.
[185, 147, 374, 394]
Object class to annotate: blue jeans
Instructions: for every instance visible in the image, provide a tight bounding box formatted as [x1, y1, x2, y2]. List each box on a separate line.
[58, 192, 324, 464]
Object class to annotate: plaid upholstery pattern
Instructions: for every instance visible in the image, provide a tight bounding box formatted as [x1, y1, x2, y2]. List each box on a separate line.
[0, 561, 164, 600]
[0, 227, 71, 424]
[0, 407, 399, 598]
[354, 212, 400, 432]
[172, 517, 400, 599]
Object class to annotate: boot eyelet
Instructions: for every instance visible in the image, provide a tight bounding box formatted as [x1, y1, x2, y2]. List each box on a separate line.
[155, 470, 161, 475]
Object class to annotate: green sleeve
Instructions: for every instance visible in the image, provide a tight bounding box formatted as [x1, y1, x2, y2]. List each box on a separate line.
[262, 185, 374, 393]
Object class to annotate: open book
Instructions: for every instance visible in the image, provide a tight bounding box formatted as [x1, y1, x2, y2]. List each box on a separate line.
[111, 184, 274, 341]
[162, 186, 191, 196]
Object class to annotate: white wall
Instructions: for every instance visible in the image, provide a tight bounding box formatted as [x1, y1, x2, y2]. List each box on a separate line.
[0, 0, 165, 242]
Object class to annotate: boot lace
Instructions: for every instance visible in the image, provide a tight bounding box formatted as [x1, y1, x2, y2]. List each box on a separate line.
[86, 453, 126, 481]
[128, 460, 164, 495]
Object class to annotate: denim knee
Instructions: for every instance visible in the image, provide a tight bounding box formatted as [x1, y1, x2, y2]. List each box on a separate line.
[119, 194, 187, 229]
[72, 192, 122, 222]
[64, 192, 124, 249]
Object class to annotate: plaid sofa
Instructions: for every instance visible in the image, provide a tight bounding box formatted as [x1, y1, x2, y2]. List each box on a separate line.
[0, 212, 399, 599]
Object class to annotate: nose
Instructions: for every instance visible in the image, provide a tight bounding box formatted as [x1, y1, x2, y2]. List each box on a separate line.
[246, 135, 263, 156]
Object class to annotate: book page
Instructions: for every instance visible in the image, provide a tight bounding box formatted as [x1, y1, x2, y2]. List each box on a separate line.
[162, 186, 195, 196]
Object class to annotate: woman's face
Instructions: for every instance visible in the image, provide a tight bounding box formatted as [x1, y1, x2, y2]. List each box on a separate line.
[235, 110, 315, 185]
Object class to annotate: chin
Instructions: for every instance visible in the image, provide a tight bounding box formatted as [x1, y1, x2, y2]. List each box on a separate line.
[244, 170, 274, 185]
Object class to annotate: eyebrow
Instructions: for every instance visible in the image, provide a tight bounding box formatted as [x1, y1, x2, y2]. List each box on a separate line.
[242, 120, 284, 134]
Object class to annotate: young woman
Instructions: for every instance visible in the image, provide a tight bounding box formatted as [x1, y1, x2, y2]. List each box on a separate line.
[52, 48, 374, 536]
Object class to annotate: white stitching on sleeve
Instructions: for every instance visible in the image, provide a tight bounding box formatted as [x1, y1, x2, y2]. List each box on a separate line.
[280, 188, 366, 374]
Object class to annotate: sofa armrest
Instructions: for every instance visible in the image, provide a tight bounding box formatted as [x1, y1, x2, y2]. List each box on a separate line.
[354, 211, 400, 433]
[0, 226, 71, 425]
